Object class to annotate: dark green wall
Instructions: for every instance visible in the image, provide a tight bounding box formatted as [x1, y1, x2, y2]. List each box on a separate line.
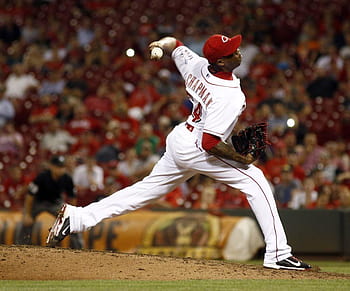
[221, 208, 350, 258]
[343, 210, 350, 258]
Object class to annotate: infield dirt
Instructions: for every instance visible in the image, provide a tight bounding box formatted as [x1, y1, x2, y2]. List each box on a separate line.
[1, 245, 349, 280]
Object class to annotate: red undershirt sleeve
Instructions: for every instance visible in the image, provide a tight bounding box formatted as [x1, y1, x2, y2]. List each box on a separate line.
[202, 132, 221, 151]
[175, 40, 184, 48]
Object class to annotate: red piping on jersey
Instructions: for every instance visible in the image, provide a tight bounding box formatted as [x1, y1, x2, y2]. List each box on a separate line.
[214, 156, 280, 262]
[202, 132, 221, 151]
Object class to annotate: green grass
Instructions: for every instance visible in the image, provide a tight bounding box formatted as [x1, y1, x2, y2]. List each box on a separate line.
[1, 279, 350, 291]
[247, 260, 350, 274]
[1, 260, 349, 291]
[310, 261, 350, 274]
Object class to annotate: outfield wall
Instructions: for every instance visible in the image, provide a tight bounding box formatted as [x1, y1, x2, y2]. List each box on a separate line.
[0, 209, 349, 259]
[0, 210, 264, 261]
[222, 208, 350, 259]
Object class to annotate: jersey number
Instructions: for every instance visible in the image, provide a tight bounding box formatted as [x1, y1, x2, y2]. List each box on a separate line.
[191, 103, 202, 123]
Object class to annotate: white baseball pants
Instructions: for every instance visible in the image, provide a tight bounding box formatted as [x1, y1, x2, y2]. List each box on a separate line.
[69, 122, 292, 264]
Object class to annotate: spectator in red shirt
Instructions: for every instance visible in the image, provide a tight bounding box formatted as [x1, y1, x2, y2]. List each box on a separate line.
[0, 54, 11, 80]
[307, 183, 335, 209]
[249, 52, 277, 82]
[111, 101, 140, 143]
[28, 93, 58, 130]
[1, 165, 32, 210]
[217, 184, 250, 209]
[84, 81, 114, 118]
[95, 120, 130, 164]
[286, 150, 306, 181]
[43, 44, 65, 72]
[101, 119, 134, 153]
[128, 79, 161, 118]
[264, 140, 288, 184]
[65, 104, 101, 135]
[153, 187, 185, 209]
[69, 130, 101, 157]
[112, 53, 143, 83]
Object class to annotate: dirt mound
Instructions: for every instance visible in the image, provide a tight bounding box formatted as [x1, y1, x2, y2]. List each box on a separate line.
[1, 245, 349, 280]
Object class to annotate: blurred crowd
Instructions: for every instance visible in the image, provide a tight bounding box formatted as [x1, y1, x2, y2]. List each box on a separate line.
[0, 0, 350, 212]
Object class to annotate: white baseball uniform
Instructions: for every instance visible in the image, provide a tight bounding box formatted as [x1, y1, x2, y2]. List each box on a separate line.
[67, 45, 292, 265]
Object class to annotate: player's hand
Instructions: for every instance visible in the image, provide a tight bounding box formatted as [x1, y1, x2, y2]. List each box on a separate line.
[148, 37, 176, 60]
[149, 42, 164, 60]
[149, 41, 162, 50]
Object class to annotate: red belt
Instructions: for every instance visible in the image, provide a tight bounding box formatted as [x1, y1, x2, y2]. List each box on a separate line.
[185, 122, 194, 132]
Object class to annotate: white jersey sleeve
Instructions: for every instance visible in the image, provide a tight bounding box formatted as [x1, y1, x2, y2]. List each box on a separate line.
[172, 45, 205, 80]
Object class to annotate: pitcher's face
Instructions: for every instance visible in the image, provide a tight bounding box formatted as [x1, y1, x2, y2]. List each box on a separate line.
[219, 48, 242, 72]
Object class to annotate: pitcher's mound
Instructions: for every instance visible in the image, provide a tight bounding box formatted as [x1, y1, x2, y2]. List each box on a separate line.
[0, 245, 348, 280]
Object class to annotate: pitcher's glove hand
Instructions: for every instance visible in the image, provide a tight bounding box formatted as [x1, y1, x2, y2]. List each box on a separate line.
[231, 122, 269, 159]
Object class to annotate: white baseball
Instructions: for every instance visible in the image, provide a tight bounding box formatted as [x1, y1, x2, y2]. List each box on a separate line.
[151, 47, 163, 59]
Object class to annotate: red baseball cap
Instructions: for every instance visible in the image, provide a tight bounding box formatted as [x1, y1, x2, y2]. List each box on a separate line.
[203, 34, 242, 64]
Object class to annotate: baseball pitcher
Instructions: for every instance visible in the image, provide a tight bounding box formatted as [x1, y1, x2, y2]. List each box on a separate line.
[47, 33, 311, 270]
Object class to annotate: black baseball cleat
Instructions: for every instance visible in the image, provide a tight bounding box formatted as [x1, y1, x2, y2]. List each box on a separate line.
[46, 204, 71, 247]
[264, 256, 312, 270]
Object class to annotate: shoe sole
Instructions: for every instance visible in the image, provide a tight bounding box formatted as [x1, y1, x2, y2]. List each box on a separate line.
[263, 263, 308, 271]
[46, 204, 67, 247]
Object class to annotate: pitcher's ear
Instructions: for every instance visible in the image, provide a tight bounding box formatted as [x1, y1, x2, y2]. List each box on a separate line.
[216, 58, 225, 67]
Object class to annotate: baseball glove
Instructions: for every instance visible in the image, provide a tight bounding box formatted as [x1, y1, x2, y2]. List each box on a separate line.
[231, 122, 269, 159]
